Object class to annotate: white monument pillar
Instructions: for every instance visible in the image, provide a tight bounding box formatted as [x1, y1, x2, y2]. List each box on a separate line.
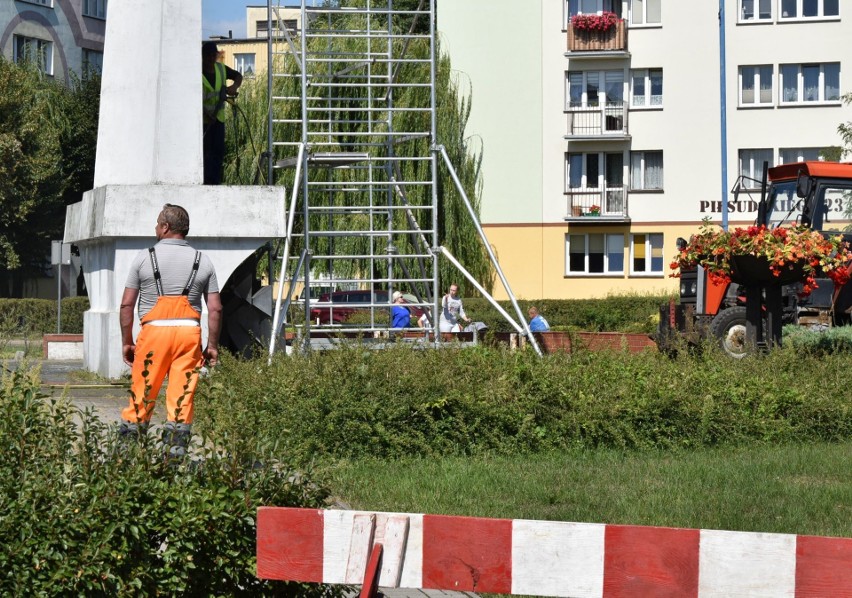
[64, 0, 285, 378]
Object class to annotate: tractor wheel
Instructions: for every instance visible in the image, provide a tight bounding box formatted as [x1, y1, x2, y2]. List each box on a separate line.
[709, 306, 755, 359]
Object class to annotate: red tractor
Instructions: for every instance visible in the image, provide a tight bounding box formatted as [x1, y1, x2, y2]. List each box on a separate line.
[657, 161, 852, 357]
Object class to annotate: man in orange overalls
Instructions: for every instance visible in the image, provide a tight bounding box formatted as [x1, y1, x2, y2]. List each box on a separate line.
[118, 204, 222, 456]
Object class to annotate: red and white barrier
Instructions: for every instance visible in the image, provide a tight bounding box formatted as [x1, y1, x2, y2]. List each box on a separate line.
[257, 507, 852, 597]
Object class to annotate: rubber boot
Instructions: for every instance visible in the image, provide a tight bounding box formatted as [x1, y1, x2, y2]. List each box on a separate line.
[117, 421, 149, 442]
[162, 422, 192, 459]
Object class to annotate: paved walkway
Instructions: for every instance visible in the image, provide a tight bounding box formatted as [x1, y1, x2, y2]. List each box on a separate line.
[6, 358, 480, 598]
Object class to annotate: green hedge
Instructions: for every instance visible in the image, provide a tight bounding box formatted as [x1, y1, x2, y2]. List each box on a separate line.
[463, 293, 669, 333]
[195, 343, 851, 466]
[783, 325, 852, 354]
[0, 297, 89, 335]
[0, 367, 341, 597]
[284, 293, 670, 333]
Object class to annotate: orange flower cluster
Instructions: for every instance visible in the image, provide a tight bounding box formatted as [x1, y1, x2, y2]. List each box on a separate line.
[671, 220, 852, 296]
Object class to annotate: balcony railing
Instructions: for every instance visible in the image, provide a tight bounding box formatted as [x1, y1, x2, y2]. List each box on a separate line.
[567, 19, 628, 53]
[566, 188, 628, 220]
[566, 102, 628, 138]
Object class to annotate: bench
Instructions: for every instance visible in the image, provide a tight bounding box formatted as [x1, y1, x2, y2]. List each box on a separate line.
[257, 507, 852, 597]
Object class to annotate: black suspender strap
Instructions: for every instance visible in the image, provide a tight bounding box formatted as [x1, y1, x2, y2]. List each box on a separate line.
[182, 252, 201, 296]
[148, 248, 201, 296]
[148, 247, 164, 296]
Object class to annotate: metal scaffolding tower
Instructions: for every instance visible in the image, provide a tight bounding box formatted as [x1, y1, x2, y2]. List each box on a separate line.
[265, 0, 540, 356]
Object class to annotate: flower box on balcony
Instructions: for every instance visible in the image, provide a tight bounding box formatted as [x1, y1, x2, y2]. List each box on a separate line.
[567, 18, 627, 52]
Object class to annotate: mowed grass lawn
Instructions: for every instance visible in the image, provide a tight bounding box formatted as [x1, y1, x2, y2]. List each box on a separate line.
[324, 442, 851, 538]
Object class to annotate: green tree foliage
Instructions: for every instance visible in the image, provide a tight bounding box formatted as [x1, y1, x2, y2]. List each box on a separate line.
[223, 3, 493, 295]
[0, 58, 99, 297]
[837, 92, 852, 157]
[0, 58, 65, 291]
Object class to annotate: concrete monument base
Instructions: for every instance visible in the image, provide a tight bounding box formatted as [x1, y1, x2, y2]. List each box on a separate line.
[65, 184, 286, 378]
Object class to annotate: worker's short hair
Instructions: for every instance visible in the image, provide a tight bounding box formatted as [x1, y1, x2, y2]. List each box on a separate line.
[528, 306, 539, 316]
[161, 204, 190, 236]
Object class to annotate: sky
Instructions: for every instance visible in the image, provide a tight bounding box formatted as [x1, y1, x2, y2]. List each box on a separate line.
[202, 1, 249, 40]
[202, 1, 307, 40]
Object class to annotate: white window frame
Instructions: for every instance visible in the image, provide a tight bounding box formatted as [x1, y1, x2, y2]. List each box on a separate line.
[234, 53, 256, 77]
[630, 233, 665, 276]
[629, 0, 662, 26]
[630, 151, 664, 191]
[566, 233, 625, 276]
[82, 0, 107, 19]
[630, 68, 663, 108]
[780, 63, 840, 104]
[739, 148, 774, 187]
[739, 0, 772, 22]
[17, 0, 53, 7]
[565, 0, 621, 28]
[567, 69, 625, 109]
[566, 152, 626, 190]
[13, 34, 53, 76]
[779, 0, 839, 20]
[739, 65, 774, 106]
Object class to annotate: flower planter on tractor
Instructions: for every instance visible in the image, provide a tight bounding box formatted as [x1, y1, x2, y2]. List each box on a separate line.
[657, 161, 852, 358]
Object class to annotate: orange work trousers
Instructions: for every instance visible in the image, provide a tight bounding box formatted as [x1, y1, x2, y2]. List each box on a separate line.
[121, 295, 203, 425]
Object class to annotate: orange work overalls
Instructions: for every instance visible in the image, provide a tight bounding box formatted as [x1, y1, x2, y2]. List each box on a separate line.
[121, 249, 204, 425]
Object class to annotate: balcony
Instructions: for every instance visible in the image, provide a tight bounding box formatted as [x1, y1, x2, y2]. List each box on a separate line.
[565, 188, 629, 222]
[565, 102, 629, 140]
[566, 18, 628, 57]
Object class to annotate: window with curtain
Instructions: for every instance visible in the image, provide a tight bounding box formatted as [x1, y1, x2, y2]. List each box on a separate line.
[566, 71, 600, 108]
[605, 71, 624, 105]
[739, 148, 773, 186]
[631, 151, 663, 190]
[780, 63, 840, 103]
[234, 53, 256, 77]
[567, 71, 623, 108]
[740, 65, 773, 105]
[568, 0, 619, 16]
[13, 35, 53, 75]
[631, 234, 664, 274]
[567, 153, 601, 189]
[740, 0, 771, 21]
[566, 234, 625, 275]
[779, 148, 822, 164]
[567, 153, 626, 191]
[630, 0, 661, 25]
[780, 0, 838, 18]
[631, 69, 663, 107]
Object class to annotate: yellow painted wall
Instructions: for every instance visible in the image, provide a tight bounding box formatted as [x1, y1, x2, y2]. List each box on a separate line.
[215, 40, 269, 79]
[484, 223, 710, 300]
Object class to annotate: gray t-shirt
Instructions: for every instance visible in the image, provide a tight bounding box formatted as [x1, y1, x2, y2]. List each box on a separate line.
[125, 239, 219, 319]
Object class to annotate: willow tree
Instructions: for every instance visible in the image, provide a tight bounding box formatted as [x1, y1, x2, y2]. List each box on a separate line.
[222, 4, 493, 297]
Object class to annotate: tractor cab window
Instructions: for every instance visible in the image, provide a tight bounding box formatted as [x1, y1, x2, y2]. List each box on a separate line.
[809, 185, 852, 232]
[766, 181, 801, 228]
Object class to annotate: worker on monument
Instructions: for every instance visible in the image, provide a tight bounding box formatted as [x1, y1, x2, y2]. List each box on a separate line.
[118, 204, 222, 457]
[202, 41, 242, 185]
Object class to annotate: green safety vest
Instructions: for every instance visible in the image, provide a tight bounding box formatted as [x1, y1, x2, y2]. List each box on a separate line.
[202, 62, 226, 123]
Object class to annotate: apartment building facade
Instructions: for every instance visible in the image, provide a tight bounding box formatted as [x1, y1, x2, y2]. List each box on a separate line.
[439, 0, 852, 300]
[0, 0, 106, 83]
